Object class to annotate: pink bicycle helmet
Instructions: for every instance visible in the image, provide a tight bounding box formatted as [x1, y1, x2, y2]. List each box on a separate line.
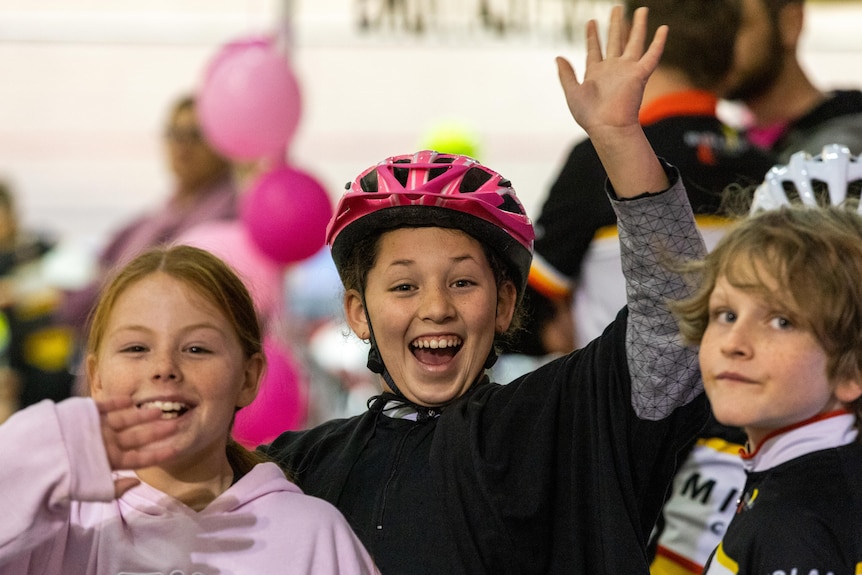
[327, 150, 535, 295]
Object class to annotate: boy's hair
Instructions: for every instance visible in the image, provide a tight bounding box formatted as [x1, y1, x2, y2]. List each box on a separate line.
[86, 244, 272, 475]
[624, 0, 741, 90]
[671, 206, 862, 420]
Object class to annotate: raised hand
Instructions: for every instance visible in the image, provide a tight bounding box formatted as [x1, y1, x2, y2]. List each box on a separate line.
[556, 6, 669, 197]
[97, 397, 179, 496]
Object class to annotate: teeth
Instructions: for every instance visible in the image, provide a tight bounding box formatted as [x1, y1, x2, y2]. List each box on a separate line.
[411, 337, 462, 349]
[139, 400, 189, 418]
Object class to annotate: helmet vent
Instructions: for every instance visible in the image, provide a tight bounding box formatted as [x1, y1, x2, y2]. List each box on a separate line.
[781, 181, 802, 204]
[429, 157, 455, 181]
[459, 167, 493, 193]
[498, 193, 526, 214]
[848, 180, 862, 203]
[810, 179, 830, 206]
[360, 169, 379, 193]
[428, 166, 449, 180]
[392, 159, 411, 187]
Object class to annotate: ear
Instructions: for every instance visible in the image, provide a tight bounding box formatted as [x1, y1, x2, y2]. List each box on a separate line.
[86, 353, 102, 399]
[778, 1, 804, 50]
[835, 376, 862, 406]
[495, 280, 518, 334]
[344, 288, 371, 340]
[236, 352, 265, 409]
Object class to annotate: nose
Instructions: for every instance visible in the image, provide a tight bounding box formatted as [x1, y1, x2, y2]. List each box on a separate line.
[152, 351, 180, 382]
[419, 284, 455, 323]
[719, 322, 753, 359]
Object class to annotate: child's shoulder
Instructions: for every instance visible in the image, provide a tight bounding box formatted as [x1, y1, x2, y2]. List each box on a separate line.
[240, 462, 348, 519]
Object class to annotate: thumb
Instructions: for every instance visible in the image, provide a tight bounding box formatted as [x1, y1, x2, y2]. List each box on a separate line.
[556, 56, 578, 89]
[113, 476, 141, 498]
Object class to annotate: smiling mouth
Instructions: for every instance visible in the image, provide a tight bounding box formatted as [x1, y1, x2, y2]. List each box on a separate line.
[411, 336, 462, 365]
[138, 400, 191, 419]
[716, 372, 757, 384]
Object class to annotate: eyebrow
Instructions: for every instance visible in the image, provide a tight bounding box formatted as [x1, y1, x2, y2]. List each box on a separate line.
[388, 254, 477, 267]
[110, 322, 223, 336]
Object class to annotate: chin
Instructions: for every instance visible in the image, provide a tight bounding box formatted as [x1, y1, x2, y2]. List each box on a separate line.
[408, 386, 461, 408]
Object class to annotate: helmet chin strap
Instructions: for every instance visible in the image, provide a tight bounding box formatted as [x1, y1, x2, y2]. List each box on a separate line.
[362, 299, 406, 398]
[362, 300, 499, 402]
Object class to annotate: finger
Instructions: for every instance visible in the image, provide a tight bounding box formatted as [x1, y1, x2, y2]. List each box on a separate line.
[113, 476, 141, 498]
[640, 24, 668, 73]
[606, 5, 624, 58]
[96, 396, 135, 414]
[556, 56, 579, 92]
[110, 417, 178, 451]
[623, 6, 648, 59]
[101, 403, 164, 433]
[584, 19, 603, 66]
[111, 443, 179, 473]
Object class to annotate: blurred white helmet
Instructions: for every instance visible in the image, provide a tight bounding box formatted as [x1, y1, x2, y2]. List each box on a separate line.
[750, 144, 862, 214]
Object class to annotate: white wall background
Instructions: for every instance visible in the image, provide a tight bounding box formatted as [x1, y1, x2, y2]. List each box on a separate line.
[1, 0, 861, 264]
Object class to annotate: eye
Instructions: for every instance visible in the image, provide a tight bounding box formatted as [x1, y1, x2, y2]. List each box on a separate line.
[187, 345, 212, 354]
[452, 279, 476, 288]
[120, 344, 148, 353]
[709, 308, 736, 324]
[390, 283, 415, 293]
[769, 316, 793, 330]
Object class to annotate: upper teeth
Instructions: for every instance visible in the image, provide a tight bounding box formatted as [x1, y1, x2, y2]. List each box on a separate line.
[412, 337, 462, 349]
[140, 400, 188, 413]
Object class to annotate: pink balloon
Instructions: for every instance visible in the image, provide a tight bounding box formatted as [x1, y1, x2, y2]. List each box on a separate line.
[198, 37, 302, 160]
[177, 220, 284, 322]
[241, 165, 333, 265]
[233, 337, 309, 448]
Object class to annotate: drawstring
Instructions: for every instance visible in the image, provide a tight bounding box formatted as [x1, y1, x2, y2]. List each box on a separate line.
[368, 375, 490, 422]
[368, 392, 443, 422]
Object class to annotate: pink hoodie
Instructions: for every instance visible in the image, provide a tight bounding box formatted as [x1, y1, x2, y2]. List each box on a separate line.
[0, 398, 379, 575]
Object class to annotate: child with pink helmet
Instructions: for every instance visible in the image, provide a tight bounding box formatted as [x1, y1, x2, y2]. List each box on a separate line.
[264, 7, 710, 573]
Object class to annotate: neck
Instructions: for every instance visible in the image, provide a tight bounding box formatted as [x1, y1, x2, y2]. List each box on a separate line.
[744, 59, 824, 127]
[175, 171, 229, 206]
[136, 451, 234, 511]
[642, 67, 700, 104]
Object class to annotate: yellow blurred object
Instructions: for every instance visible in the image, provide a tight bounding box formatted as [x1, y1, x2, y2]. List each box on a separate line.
[23, 325, 75, 372]
[0, 309, 10, 356]
[421, 121, 481, 159]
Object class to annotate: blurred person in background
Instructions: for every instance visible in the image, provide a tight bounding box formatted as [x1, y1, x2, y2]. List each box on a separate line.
[58, 94, 238, 337]
[491, 275, 575, 384]
[0, 179, 74, 421]
[726, 0, 862, 161]
[531, 0, 776, 350]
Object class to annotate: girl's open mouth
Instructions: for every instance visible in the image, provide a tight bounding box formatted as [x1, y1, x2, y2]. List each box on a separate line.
[411, 336, 462, 365]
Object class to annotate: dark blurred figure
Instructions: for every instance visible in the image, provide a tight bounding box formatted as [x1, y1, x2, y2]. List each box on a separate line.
[727, 0, 862, 161]
[492, 278, 575, 384]
[531, 0, 777, 349]
[0, 180, 75, 418]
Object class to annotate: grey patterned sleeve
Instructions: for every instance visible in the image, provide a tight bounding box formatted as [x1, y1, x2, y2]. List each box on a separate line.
[610, 171, 706, 421]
